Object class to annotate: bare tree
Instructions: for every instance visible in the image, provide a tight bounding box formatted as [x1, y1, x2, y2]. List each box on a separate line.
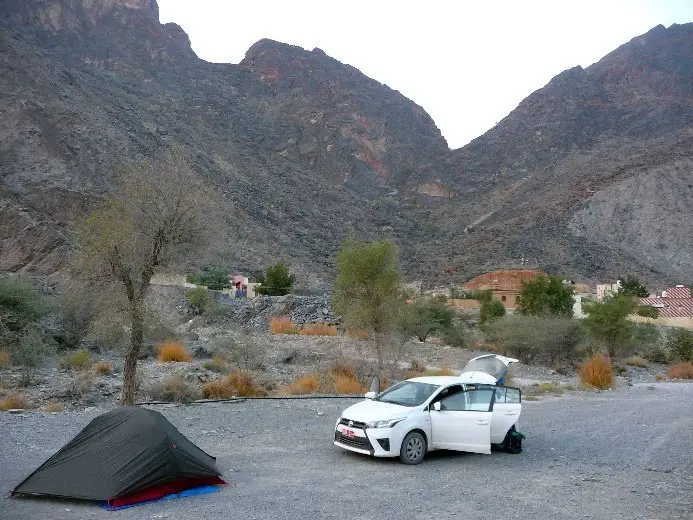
[77, 150, 216, 405]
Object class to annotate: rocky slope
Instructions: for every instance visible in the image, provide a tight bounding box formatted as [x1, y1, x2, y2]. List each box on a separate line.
[1, 0, 691, 287]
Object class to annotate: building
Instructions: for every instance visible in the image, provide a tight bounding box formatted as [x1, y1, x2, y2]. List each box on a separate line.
[596, 281, 622, 301]
[634, 285, 693, 329]
[461, 269, 547, 309]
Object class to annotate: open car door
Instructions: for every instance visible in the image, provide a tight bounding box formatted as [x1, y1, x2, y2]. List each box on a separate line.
[430, 385, 495, 454]
[489, 386, 522, 444]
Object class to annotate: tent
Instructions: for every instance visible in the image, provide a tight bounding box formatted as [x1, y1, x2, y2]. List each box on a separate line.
[12, 407, 226, 509]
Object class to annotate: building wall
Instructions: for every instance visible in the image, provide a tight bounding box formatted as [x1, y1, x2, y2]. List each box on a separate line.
[629, 315, 693, 329]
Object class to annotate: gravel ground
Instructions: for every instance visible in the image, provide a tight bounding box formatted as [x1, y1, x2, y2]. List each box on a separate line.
[1, 383, 692, 520]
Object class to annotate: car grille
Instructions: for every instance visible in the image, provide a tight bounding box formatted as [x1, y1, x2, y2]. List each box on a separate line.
[334, 431, 372, 451]
[338, 418, 366, 430]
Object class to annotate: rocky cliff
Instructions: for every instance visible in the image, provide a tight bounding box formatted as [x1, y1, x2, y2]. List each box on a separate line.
[1, 0, 691, 287]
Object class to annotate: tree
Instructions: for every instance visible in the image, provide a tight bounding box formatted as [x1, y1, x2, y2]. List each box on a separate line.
[667, 328, 693, 362]
[397, 297, 455, 342]
[184, 287, 214, 315]
[618, 276, 649, 297]
[332, 239, 402, 368]
[186, 266, 230, 290]
[582, 294, 636, 358]
[516, 276, 574, 317]
[255, 263, 295, 296]
[77, 150, 214, 405]
[0, 277, 53, 384]
[479, 299, 506, 326]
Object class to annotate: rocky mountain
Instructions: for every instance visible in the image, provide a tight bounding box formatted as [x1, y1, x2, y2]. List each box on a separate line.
[1, 0, 691, 288]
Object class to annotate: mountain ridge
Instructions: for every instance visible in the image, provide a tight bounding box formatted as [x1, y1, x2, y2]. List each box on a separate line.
[1, 0, 691, 288]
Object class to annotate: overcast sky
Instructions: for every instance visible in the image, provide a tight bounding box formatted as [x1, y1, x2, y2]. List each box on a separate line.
[158, 0, 692, 149]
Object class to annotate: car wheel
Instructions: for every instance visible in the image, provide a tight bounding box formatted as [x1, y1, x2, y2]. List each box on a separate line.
[400, 431, 426, 465]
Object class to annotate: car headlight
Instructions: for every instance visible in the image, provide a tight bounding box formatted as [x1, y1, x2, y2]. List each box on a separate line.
[365, 417, 406, 429]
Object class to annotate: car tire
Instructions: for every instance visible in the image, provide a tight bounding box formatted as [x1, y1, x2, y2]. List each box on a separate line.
[400, 431, 427, 465]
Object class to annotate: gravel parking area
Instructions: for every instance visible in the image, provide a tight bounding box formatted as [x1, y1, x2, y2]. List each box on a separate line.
[1, 383, 692, 520]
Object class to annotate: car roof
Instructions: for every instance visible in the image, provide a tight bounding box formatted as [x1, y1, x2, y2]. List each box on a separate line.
[406, 376, 462, 385]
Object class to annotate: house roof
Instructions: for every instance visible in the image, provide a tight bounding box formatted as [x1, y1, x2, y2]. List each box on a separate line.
[639, 297, 693, 318]
[462, 270, 546, 292]
[663, 286, 692, 299]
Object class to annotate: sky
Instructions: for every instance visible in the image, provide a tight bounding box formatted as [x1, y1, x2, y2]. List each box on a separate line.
[157, 0, 693, 149]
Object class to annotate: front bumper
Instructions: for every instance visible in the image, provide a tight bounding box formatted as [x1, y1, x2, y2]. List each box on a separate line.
[334, 421, 398, 457]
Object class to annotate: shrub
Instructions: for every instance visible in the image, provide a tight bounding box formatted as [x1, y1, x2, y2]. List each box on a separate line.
[149, 375, 201, 403]
[60, 349, 92, 370]
[157, 341, 192, 362]
[186, 267, 230, 290]
[479, 299, 506, 326]
[579, 354, 615, 389]
[668, 362, 693, 379]
[667, 328, 693, 362]
[93, 361, 113, 375]
[255, 263, 295, 296]
[328, 359, 358, 380]
[0, 393, 29, 410]
[10, 327, 54, 385]
[300, 323, 338, 336]
[346, 328, 369, 340]
[226, 370, 266, 396]
[485, 315, 583, 364]
[215, 334, 265, 370]
[441, 325, 465, 348]
[625, 356, 648, 368]
[642, 344, 668, 364]
[334, 374, 365, 394]
[270, 316, 297, 334]
[0, 349, 10, 369]
[424, 367, 455, 376]
[283, 374, 320, 395]
[184, 287, 214, 315]
[203, 356, 228, 373]
[41, 402, 65, 412]
[202, 378, 234, 399]
[397, 297, 455, 342]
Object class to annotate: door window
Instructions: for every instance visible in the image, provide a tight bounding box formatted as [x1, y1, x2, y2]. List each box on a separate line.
[494, 387, 507, 403]
[505, 387, 521, 403]
[439, 388, 494, 412]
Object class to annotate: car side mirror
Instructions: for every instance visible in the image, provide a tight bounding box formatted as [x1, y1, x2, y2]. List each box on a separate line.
[433, 402, 442, 411]
[364, 391, 376, 400]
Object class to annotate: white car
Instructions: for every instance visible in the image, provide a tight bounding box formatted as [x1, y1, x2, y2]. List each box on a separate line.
[333, 354, 522, 464]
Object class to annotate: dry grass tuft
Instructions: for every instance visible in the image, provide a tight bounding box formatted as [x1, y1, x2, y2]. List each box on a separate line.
[282, 374, 321, 395]
[157, 341, 192, 362]
[328, 359, 358, 380]
[203, 370, 267, 398]
[300, 323, 338, 336]
[270, 316, 298, 334]
[346, 328, 369, 340]
[0, 393, 29, 410]
[0, 349, 11, 369]
[668, 362, 693, 379]
[579, 353, 615, 389]
[334, 374, 365, 394]
[149, 375, 201, 403]
[424, 367, 456, 376]
[60, 349, 92, 370]
[625, 356, 648, 368]
[93, 361, 113, 375]
[203, 356, 228, 373]
[41, 402, 65, 413]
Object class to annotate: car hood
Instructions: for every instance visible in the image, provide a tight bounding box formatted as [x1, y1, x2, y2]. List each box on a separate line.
[341, 399, 410, 423]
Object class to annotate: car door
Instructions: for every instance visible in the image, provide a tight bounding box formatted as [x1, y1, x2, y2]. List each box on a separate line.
[490, 387, 522, 444]
[429, 386, 495, 454]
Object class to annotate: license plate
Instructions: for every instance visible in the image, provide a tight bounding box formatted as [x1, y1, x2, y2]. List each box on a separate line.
[344, 428, 355, 438]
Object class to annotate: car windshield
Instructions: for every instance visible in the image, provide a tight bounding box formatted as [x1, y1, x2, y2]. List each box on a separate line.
[376, 381, 440, 407]
[462, 356, 507, 380]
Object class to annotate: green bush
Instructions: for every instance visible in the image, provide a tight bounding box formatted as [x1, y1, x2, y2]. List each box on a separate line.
[485, 315, 583, 364]
[60, 349, 92, 370]
[442, 325, 465, 348]
[12, 327, 55, 385]
[479, 299, 505, 326]
[185, 287, 214, 315]
[397, 297, 455, 342]
[255, 263, 295, 296]
[668, 328, 693, 362]
[186, 266, 230, 290]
